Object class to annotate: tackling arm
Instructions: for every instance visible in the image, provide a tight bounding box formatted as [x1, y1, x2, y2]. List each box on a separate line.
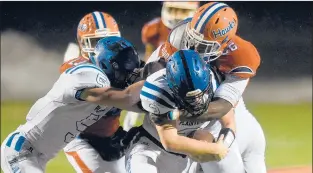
[180, 75, 249, 122]
[219, 108, 236, 132]
[81, 80, 145, 113]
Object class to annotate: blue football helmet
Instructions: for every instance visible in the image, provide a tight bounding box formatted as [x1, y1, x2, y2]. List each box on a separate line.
[166, 49, 214, 117]
[90, 36, 140, 89]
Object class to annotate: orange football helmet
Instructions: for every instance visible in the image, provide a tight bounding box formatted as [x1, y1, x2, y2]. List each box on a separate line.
[185, 2, 238, 61]
[161, 1, 200, 29]
[77, 11, 121, 58]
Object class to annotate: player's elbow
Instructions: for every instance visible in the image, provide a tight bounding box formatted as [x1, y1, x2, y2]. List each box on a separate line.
[162, 140, 175, 152]
[160, 136, 179, 152]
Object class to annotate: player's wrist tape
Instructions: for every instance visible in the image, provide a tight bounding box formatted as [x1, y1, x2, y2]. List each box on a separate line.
[217, 128, 235, 148]
[75, 89, 86, 101]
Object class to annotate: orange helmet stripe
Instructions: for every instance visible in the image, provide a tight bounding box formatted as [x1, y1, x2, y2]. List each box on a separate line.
[194, 2, 228, 33]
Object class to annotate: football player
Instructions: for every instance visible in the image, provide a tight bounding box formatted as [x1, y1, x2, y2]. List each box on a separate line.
[156, 3, 265, 172]
[152, 2, 261, 121]
[0, 36, 141, 173]
[123, 50, 244, 173]
[60, 11, 132, 173]
[123, 0, 200, 133]
[138, 50, 265, 173]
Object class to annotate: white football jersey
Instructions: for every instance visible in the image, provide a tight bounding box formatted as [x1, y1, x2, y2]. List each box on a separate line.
[140, 68, 220, 141]
[18, 63, 116, 158]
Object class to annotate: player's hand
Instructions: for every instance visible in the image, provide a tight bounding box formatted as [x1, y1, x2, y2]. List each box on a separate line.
[188, 134, 229, 163]
[188, 153, 216, 163]
[213, 134, 229, 161]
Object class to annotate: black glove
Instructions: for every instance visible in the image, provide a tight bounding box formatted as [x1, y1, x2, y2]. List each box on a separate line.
[216, 128, 236, 148]
[120, 126, 143, 149]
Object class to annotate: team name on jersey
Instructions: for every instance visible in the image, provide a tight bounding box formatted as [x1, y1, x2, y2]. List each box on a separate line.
[179, 121, 201, 126]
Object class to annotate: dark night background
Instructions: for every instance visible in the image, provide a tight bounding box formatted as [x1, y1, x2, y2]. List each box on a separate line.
[0, 1, 312, 78]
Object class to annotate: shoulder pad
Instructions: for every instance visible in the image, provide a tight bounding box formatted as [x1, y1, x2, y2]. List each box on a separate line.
[140, 69, 176, 115]
[65, 63, 110, 88]
[217, 36, 261, 78]
[158, 41, 178, 61]
[64, 63, 104, 75]
[59, 56, 89, 74]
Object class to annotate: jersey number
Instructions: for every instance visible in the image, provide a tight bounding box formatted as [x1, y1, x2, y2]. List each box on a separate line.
[223, 42, 238, 55]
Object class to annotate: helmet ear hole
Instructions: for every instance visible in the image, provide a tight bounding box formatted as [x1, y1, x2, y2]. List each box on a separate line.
[215, 18, 219, 24]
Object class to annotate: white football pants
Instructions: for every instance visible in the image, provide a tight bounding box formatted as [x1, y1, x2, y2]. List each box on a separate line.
[1, 131, 49, 173]
[63, 137, 126, 173]
[125, 136, 191, 173]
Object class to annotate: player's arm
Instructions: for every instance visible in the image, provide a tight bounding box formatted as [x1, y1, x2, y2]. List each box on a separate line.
[153, 114, 228, 162]
[64, 66, 145, 113]
[80, 59, 166, 112]
[178, 96, 233, 122]
[81, 80, 146, 113]
[219, 108, 236, 132]
[191, 76, 249, 121]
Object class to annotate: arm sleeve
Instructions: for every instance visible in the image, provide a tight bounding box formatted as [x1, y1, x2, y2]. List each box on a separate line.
[63, 65, 111, 103]
[213, 74, 249, 106]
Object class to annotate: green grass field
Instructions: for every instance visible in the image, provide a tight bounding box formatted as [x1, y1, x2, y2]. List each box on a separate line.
[1, 101, 312, 173]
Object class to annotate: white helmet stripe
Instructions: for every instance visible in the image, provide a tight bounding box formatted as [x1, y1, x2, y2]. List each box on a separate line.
[195, 3, 227, 33]
[93, 12, 105, 29]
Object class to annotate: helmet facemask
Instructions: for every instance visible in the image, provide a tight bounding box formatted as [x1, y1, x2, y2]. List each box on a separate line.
[185, 23, 223, 63]
[170, 71, 214, 118]
[108, 47, 140, 89]
[173, 84, 214, 118]
[126, 68, 142, 87]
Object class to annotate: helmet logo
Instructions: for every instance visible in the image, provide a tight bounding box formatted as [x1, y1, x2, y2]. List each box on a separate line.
[212, 21, 236, 38]
[78, 23, 87, 32]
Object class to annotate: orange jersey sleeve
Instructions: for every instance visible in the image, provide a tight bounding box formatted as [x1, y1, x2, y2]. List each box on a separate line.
[217, 36, 261, 78]
[59, 56, 90, 73]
